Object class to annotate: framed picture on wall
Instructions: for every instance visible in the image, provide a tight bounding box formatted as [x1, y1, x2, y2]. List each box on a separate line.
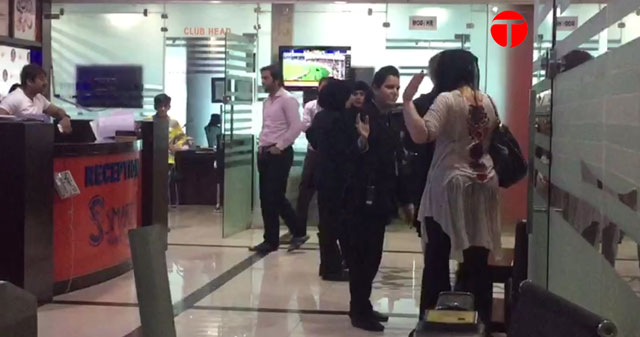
[13, 0, 36, 41]
[0, 0, 9, 36]
[0, 45, 30, 97]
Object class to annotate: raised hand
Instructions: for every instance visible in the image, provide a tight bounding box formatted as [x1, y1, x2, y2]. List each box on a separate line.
[403, 73, 425, 103]
[355, 113, 370, 139]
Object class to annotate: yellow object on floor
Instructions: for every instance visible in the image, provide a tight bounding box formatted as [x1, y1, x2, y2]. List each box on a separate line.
[426, 310, 477, 324]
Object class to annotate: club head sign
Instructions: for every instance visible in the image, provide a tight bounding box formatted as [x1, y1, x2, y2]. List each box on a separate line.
[491, 11, 528, 48]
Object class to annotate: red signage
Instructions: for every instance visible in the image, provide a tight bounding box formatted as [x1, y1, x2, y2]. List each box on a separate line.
[183, 27, 231, 36]
[490, 11, 528, 48]
[53, 151, 142, 282]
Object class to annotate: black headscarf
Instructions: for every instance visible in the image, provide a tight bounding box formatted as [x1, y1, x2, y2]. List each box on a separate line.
[351, 80, 371, 94]
[318, 79, 352, 112]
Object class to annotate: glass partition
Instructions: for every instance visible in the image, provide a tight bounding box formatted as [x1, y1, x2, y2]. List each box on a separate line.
[530, 0, 640, 334]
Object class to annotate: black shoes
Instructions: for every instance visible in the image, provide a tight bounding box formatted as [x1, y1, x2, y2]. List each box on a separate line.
[321, 270, 349, 282]
[249, 236, 309, 254]
[287, 235, 310, 252]
[371, 310, 389, 322]
[349, 310, 389, 332]
[248, 242, 278, 254]
[350, 316, 385, 332]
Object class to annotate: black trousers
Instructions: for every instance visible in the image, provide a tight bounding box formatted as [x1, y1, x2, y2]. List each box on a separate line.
[168, 164, 179, 206]
[295, 149, 320, 236]
[347, 212, 386, 317]
[420, 218, 492, 325]
[258, 147, 300, 246]
[317, 187, 347, 276]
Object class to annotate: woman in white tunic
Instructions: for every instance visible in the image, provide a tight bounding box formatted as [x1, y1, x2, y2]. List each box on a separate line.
[402, 50, 500, 326]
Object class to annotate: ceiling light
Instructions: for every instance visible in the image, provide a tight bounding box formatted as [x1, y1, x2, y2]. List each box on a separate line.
[492, 6, 499, 13]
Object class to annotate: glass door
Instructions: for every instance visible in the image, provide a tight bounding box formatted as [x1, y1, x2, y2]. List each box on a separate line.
[221, 33, 256, 237]
[530, 0, 640, 333]
[528, 0, 554, 288]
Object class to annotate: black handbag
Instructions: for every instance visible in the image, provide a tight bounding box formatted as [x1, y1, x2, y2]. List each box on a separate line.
[488, 97, 528, 188]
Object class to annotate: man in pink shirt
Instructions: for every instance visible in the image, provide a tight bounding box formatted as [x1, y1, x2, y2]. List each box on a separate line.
[250, 65, 308, 254]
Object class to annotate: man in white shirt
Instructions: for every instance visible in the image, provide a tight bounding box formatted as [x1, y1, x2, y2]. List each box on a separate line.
[0, 64, 72, 133]
[293, 76, 331, 244]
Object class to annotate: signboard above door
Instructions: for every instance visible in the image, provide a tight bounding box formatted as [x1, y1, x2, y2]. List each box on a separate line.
[557, 16, 579, 31]
[410, 16, 437, 31]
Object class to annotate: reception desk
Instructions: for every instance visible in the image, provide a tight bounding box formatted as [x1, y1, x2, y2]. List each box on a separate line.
[0, 119, 167, 301]
[52, 141, 142, 294]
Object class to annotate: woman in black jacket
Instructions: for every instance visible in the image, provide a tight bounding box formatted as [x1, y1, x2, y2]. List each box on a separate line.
[306, 79, 366, 281]
[344, 67, 414, 332]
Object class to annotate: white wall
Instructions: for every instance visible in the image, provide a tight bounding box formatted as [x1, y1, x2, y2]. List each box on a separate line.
[293, 3, 490, 95]
[293, 4, 388, 68]
[618, 9, 640, 45]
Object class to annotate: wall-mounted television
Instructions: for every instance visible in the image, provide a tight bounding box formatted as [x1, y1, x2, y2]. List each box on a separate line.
[76, 65, 143, 108]
[279, 46, 351, 90]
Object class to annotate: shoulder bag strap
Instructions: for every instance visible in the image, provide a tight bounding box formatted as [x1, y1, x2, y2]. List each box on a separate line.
[486, 95, 502, 126]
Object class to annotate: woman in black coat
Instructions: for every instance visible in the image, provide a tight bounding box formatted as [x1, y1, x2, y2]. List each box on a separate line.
[306, 79, 367, 281]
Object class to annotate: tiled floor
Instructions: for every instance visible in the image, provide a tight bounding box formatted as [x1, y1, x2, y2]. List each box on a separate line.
[39, 206, 427, 337]
[37, 206, 640, 336]
[54, 246, 253, 305]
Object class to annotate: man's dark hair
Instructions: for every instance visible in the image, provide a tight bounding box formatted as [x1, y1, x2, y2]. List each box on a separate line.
[260, 64, 283, 86]
[318, 79, 351, 111]
[562, 50, 593, 72]
[372, 66, 400, 88]
[9, 83, 20, 93]
[428, 52, 443, 90]
[20, 64, 47, 86]
[208, 113, 222, 126]
[154, 93, 172, 110]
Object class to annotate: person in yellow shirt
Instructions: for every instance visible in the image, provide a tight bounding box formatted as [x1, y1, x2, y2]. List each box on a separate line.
[168, 119, 188, 164]
[153, 94, 189, 207]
